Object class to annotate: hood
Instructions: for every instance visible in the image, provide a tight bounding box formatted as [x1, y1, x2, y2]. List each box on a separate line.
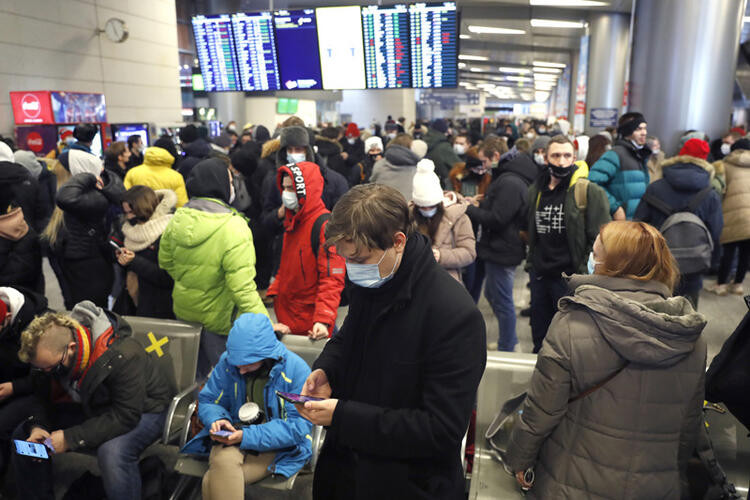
[14, 150, 43, 178]
[0, 142, 13, 162]
[562, 275, 706, 367]
[186, 158, 230, 202]
[315, 136, 343, 156]
[183, 138, 211, 159]
[226, 313, 286, 366]
[262, 138, 281, 159]
[422, 128, 448, 148]
[499, 146, 521, 166]
[69, 149, 102, 177]
[660, 155, 712, 191]
[615, 138, 652, 161]
[277, 161, 325, 230]
[0, 207, 29, 241]
[442, 194, 468, 221]
[0, 161, 31, 186]
[723, 149, 750, 169]
[167, 201, 234, 247]
[384, 144, 420, 167]
[143, 147, 176, 169]
[254, 125, 270, 143]
[501, 152, 538, 184]
[0, 286, 26, 325]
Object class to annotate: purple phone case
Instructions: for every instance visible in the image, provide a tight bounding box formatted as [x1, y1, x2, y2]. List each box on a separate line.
[276, 391, 323, 404]
[211, 430, 233, 438]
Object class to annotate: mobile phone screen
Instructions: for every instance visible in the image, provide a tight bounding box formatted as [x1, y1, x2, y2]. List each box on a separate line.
[276, 391, 323, 404]
[211, 430, 233, 438]
[109, 240, 121, 250]
[14, 440, 49, 459]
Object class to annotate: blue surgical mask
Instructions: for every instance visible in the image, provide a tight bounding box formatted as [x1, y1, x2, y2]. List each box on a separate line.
[287, 152, 306, 164]
[346, 247, 399, 288]
[587, 252, 601, 274]
[419, 207, 438, 218]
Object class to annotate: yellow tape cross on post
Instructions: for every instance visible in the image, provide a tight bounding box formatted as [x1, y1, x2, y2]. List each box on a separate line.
[145, 332, 169, 357]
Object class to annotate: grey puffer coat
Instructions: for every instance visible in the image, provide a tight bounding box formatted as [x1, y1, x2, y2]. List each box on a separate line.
[507, 274, 707, 500]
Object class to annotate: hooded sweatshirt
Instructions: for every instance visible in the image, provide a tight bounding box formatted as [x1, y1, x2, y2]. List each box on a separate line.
[124, 147, 188, 207]
[370, 144, 420, 202]
[507, 274, 706, 500]
[159, 159, 268, 335]
[182, 313, 313, 478]
[267, 162, 345, 335]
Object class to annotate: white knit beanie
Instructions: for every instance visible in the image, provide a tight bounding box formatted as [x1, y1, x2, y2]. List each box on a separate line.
[411, 139, 428, 159]
[412, 159, 443, 207]
[69, 149, 103, 177]
[364, 136, 383, 153]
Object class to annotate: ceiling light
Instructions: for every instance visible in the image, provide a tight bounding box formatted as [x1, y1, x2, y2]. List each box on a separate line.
[533, 61, 566, 68]
[459, 54, 489, 61]
[458, 62, 467, 68]
[507, 76, 532, 82]
[468, 25, 526, 35]
[531, 19, 585, 29]
[498, 67, 531, 74]
[533, 67, 562, 74]
[534, 74, 558, 81]
[535, 83, 554, 89]
[530, 0, 608, 6]
[535, 91, 550, 101]
[469, 67, 484, 72]
[459, 34, 471, 39]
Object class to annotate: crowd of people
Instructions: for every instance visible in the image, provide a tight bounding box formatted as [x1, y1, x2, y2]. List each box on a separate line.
[0, 110, 746, 499]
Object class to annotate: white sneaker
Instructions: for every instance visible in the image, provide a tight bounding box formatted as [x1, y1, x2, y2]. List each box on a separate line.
[729, 283, 744, 295]
[705, 283, 729, 296]
[487, 342, 498, 350]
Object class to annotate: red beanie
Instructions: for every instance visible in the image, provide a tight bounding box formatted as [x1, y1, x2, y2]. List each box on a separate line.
[0, 300, 7, 325]
[60, 129, 73, 141]
[679, 138, 710, 160]
[345, 123, 359, 138]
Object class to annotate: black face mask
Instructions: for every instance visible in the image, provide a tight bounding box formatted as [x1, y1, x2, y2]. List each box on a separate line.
[549, 163, 574, 179]
[368, 153, 381, 162]
[50, 347, 72, 380]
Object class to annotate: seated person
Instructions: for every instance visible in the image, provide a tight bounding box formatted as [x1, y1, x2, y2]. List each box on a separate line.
[11, 301, 175, 500]
[182, 312, 313, 500]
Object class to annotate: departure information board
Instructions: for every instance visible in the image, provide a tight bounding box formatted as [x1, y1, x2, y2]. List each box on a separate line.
[409, 2, 458, 88]
[316, 6, 367, 90]
[232, 12, 281, 91]
[273, 9, 323, 90]
[362, 5, 411, 89]
[192, 15, 241, 91]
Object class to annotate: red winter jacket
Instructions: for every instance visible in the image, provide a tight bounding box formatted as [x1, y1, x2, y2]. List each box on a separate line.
[268, 161, 345, 336]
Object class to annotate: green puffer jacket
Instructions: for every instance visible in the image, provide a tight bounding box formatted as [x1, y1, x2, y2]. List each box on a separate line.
[158, 198, 268, 335]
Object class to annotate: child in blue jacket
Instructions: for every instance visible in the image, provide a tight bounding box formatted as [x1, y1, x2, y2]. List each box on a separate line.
[182, 312, 313, 499]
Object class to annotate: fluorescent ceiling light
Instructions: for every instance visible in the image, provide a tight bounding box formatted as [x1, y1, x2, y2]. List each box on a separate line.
[458, 62, 467, 68]
[745, 16, 750, 23]
[535, 83, 555, 89]
[469, 67, 484, 72]
[531, 19, 585, 29]
[533, 61, 566, 68]
[468, 25, 526, 35]
[507, 76, 533, 82]
[498, 67, 531, 74]
[459, 34, 471, 39]
[533, 67, 562, 74]
[530, 0, 608, 6]
[534, 74, 558, 81]
[459, 54, 489, 61]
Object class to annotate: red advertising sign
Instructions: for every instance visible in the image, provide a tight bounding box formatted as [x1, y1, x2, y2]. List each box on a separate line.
[9, 91, 54, 125]
[26, 132, 44, 152]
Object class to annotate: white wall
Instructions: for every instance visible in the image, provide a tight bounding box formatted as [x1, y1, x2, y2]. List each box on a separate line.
[339, 89, 417, 129]
[245, 97, 317, 132]
[0, 0, 182, 136]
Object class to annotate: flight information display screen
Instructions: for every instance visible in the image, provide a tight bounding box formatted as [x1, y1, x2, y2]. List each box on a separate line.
[192, 15, 241, 91]
[409, 2, 458, 88]
[273, 9, 323, 90]
[362, 5, 411, 89]
[316, 6, 367, 90]
[232, 12, 281, 91]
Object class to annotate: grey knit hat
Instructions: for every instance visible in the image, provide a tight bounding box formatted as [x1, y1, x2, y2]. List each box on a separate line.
[280, 126, 310, 148]
[531, 135, 551, 153]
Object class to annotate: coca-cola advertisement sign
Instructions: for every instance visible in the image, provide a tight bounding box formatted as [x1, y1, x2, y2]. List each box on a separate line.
[9, 91, 54, 124]
[14, 126, 58, 156]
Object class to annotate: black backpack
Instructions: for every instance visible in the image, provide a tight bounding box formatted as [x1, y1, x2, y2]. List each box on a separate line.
[311, 213, 351, 307]
[643, 186, 714, 274]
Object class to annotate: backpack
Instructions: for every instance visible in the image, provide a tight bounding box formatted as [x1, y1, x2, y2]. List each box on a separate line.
[643, 186, 714, 274]
[311, 213, 351, 307]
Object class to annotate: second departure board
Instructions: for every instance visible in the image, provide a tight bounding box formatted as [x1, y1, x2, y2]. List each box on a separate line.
[362, 5, 411, 89]
[192, 15, 241, 91]
[410, 2, 458, 88]
[232, 12, 281, 91]
[274, 10, 323, 90]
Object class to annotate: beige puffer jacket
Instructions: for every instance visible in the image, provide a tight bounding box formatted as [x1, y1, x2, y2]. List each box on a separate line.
[429, 192, 476, 283]
[718, 149, 750, 244]
[507, 274, 707, 500]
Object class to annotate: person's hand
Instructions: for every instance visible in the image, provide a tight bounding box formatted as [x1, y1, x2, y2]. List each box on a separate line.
[95, 176, 104, 190]
[515, 470, 534, 490]
[50, 430, 67, 454]
[277, 205, 285, 219]
[273, 323, 291, 336]
[341, 152, 349, 160]
[296, 399, 339, 426]
[308, 322, 329, 340]
[301, 369, 332, 400]
[211, 428, 243, 446]
[27, 427, 50, 444]
[116, 248, 135, 266]
[432, 248, 440, 262]
[613, 206, 626, 221]
[467, 194, 484, 207]
[0, 382, 13, 402]
[210, 419, 236, 434]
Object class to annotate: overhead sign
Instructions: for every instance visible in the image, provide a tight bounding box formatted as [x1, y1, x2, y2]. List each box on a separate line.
[590, 107, 618, 128]
[9, 91, 55, 124]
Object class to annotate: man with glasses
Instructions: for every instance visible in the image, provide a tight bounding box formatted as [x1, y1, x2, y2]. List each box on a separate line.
[9, 301, 174, 500]
[525, 135, 611, 352]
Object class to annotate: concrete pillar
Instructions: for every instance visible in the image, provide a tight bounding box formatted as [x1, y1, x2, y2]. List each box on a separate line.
[585, 12, 630, 134]
[568, 49, 579, 130]
[629, 0, 746, 154]
[208, 92, 247, 129]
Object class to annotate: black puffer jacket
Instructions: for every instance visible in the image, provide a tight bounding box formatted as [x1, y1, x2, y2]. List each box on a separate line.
[466, 154, 537, 266]
[55, 171, 125, 260]
[178, 139, 212, 179]
[340, 136, 365, 169]
[0, 208, 42, 293]
[316, 136, 348, 179]
[0, 161, 44, 233]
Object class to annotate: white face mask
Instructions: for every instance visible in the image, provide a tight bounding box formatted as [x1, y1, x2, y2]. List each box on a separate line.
[525, 132, 534, 139]
[346, 247, 399, 288]
[721, 143, 732, 156]
[387, 132, 397, 140]
[651, 148, 660, 155]
[534, 153, 546, 166]
[287, 152, 305, 164]
[419, 207, 438, 218]
[281, 191, 299, 211]
[347, 137, 356, 145]
[453, 144, 466, 155]
[587, 252, 602, 274]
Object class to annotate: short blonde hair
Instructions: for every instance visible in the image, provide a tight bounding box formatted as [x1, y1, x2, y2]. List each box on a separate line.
[18, 313, 76, 363]
[598, 221, 679, 291]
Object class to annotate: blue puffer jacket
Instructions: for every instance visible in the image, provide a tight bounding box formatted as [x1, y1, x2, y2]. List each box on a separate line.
[589, 139, 651, 219]
[181, 313, 313, 478]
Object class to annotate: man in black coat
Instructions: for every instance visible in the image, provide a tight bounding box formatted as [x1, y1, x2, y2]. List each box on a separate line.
[177, 124, 212, 179]
[297, 184, 486, 500]
[11, 301, 174, 500]
[0, 142, 45, 233]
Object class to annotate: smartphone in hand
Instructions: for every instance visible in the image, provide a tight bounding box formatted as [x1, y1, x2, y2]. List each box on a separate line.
[276, 391, 323, 404]
[210, 430, 233, 438]
[14, 440, 49, 459]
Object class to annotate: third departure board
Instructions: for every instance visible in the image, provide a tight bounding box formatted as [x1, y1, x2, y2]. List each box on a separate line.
[274, 10, 323, 90]
[232, 12, 281, 91]
[362, 5, 411, 89]
[410, 2, 458, 88]
[192, 15, 241, 92]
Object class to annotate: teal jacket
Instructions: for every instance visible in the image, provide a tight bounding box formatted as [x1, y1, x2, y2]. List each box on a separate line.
[158, 198, 268, 335]
[423, 128, 461, 183]
[182, 313, 313, 477]
[588, 140, 650, 219]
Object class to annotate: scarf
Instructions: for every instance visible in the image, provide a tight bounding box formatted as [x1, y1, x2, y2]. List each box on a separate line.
[121, 189, 176, 251]
[70, 322, 116, 386]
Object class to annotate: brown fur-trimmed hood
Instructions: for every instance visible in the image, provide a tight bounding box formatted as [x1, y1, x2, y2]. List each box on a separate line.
[660, 155, 715, 179]
[261, 138, 281, 159]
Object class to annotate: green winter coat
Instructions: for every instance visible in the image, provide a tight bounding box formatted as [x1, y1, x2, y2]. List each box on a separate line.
[423, 128, 461, 184]
[158, 198, 268, 335]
